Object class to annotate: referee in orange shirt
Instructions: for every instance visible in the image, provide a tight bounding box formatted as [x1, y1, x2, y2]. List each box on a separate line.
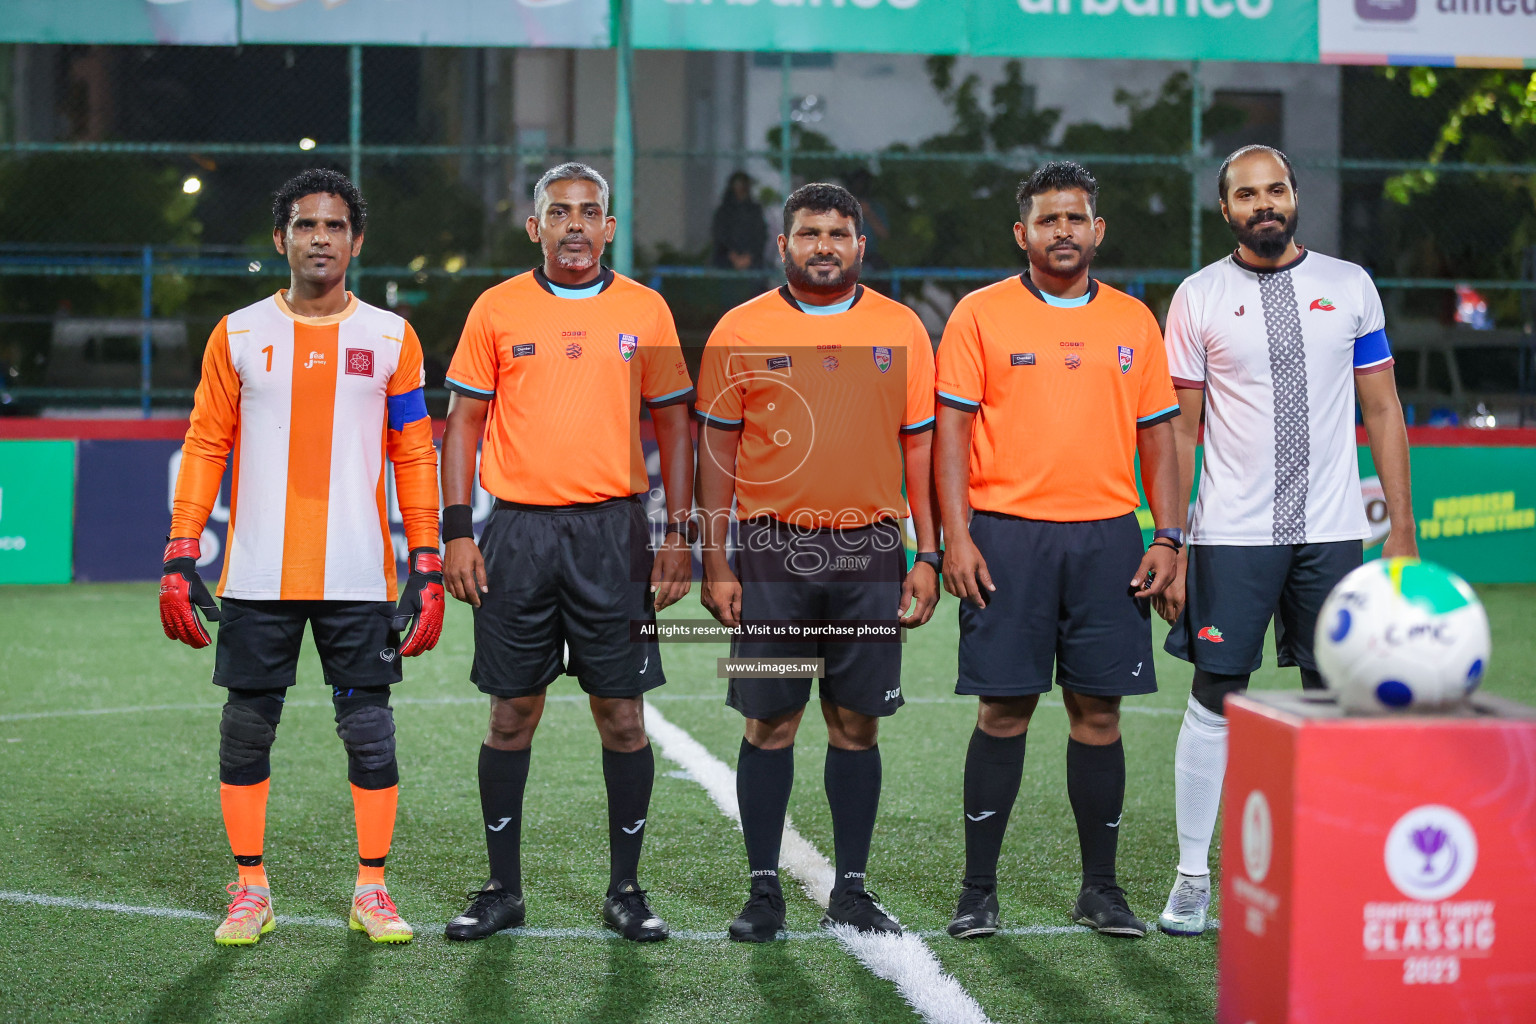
[438, 164, 696, 942]
[935, 162, 1183, 939]
[697, 183, 941, 941]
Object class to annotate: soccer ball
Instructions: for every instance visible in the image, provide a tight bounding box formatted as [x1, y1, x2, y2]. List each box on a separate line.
[1314, 558, 1490, 715]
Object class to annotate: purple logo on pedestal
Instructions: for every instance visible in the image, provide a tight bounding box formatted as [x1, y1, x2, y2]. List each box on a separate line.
[1384, 805, 1477, 901]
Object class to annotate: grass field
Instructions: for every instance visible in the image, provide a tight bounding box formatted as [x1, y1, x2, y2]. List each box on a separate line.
[2, 582, 1533, 1024]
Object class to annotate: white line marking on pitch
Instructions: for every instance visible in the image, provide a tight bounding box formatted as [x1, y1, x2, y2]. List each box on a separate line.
[0, 694, 1180, 723]
[0, 892, 1144, 943]
[642, 702, 996, 1024]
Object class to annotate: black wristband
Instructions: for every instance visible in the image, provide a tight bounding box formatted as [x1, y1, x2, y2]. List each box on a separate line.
[442, 504, 474, 542]
[1151, 538, 1180, 552]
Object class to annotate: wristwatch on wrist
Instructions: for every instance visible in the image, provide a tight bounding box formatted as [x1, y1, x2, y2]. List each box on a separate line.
[1152, 528, 1186, 549]
[914, 551, 943, 570]
[665, 520, 699, 545]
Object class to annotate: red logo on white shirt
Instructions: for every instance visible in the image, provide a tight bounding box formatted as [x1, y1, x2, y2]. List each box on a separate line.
[346, 348, 374, 377]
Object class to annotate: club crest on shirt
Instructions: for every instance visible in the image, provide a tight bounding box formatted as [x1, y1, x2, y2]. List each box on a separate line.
[872, 347, 892, 374]
[1309, 297, 1337, 312]
[1064, 352, 1082, 370]
[823, 355, 840, 372]
[565, 341, 583, 359]
[618, 333, 638, 362]
[1118, 346, 1133, 374]
[346, 348, 374, 377]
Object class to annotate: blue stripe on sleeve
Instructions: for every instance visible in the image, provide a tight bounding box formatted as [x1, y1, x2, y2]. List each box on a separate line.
[697, 411, 744, 429]
[387, 388, 429, 431]
[645, 386, 695, 405]
[1353, 328, 1392, 368]
[1137, 403, 1181, 424]
[445, 376, 495, 396]
[936, 391, 979, 408]
[900, 416, 936, 434]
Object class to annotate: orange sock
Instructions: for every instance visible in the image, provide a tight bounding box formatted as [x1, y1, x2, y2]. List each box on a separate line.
[220, 779, 270, 889]
[351, 783, 398, 888]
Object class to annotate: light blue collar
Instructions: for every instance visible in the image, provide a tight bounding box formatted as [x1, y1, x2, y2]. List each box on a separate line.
[795, 294, 855, 315]
[548, 278, 605, 300]
[1038, 289, 1092, 309]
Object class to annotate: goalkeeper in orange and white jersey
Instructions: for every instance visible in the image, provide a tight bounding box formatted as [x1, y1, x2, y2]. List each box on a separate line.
[160, 169, 443, 946]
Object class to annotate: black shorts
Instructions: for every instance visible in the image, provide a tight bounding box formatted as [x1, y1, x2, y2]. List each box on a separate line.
[471, 496, 664, 699]
[727, 517, 906, 720]
[213, 598, 402, 691]
[1164, 541, 1363, 675]
[956, 512, 1156, 698]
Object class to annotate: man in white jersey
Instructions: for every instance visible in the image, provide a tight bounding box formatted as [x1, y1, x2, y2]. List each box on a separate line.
[1153, 146, 1417, 936]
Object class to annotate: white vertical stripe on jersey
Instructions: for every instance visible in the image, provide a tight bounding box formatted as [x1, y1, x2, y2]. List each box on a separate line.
[322, 307, 405, 601]
[222, 301, 294, 599]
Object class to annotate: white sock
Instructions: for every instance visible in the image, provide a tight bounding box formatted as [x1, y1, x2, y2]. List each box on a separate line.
[1174, 694, 1229, 877]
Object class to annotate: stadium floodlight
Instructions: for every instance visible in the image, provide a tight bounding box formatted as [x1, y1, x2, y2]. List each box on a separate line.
[299, 138, 317, 151]
[182, 176, 202, 195]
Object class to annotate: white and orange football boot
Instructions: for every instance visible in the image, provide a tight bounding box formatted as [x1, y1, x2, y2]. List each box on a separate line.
[350, 885, 413, 944]
[214, 883, 275, 946]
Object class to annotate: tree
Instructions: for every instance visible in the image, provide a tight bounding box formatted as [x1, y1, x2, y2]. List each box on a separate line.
[1343, 67, 1535, 325]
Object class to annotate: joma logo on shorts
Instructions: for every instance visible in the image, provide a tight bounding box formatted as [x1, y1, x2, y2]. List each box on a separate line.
[829, 555, 872, 571]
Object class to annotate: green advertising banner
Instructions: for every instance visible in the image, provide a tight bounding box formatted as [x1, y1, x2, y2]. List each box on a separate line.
[2, 0, 1323, 59]
[635, 0, 1317, 60]
[968, 0, 1317, 63]
[0, 441, 76, 585]
[1360, 446, 1536, 585]
[633, 0, 970, 54]
[241, 0, 611, 48]
[1, 0, 238, 45]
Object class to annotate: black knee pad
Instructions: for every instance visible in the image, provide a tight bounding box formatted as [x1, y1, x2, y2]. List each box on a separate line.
[334, 688, 398, 789]
[219, 691, 284, 785]
[1191, 669, 1251, 716]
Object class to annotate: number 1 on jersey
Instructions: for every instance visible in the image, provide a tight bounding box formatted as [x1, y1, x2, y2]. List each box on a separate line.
[262, 345, 273, 372]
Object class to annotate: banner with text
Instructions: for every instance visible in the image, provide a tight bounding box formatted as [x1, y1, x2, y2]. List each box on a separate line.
[1359, 446, 1536, 584]
[636, 0, 1318, 61]
[968, 0, 1318, 62]
[1321, 0, 1536, 66]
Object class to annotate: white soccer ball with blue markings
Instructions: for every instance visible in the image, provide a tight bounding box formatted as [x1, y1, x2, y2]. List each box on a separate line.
[1314, 558, 1490, 715]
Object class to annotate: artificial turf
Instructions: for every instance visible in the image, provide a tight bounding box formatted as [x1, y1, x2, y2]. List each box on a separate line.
[2, 582, 1532, 1023]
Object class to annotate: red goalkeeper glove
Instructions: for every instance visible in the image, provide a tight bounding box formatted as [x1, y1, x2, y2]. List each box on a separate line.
[392, 547, 445, 657]
[160, 537, 221, 649]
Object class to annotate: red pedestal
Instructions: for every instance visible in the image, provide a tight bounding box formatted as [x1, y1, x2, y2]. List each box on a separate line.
[1219, 691, 1536, 1024]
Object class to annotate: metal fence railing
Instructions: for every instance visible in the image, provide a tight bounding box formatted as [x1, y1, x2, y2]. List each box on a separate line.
[0, 44, 1532, 423]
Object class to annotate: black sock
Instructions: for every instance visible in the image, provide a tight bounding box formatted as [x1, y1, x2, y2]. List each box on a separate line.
[825, 745, 882, 897]
[1299, 666, 1325, 690]
[478, 744, 530, 897]
[1066, 737, 1125, 889]
[962, 728, 1027, 890]
[737, 739, 794, 892]
[603, 744, 655, 895]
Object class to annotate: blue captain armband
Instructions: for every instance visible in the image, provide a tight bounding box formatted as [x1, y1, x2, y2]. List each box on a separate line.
[387, 388, 429, 431]
[1353, 328, 1393, 372]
